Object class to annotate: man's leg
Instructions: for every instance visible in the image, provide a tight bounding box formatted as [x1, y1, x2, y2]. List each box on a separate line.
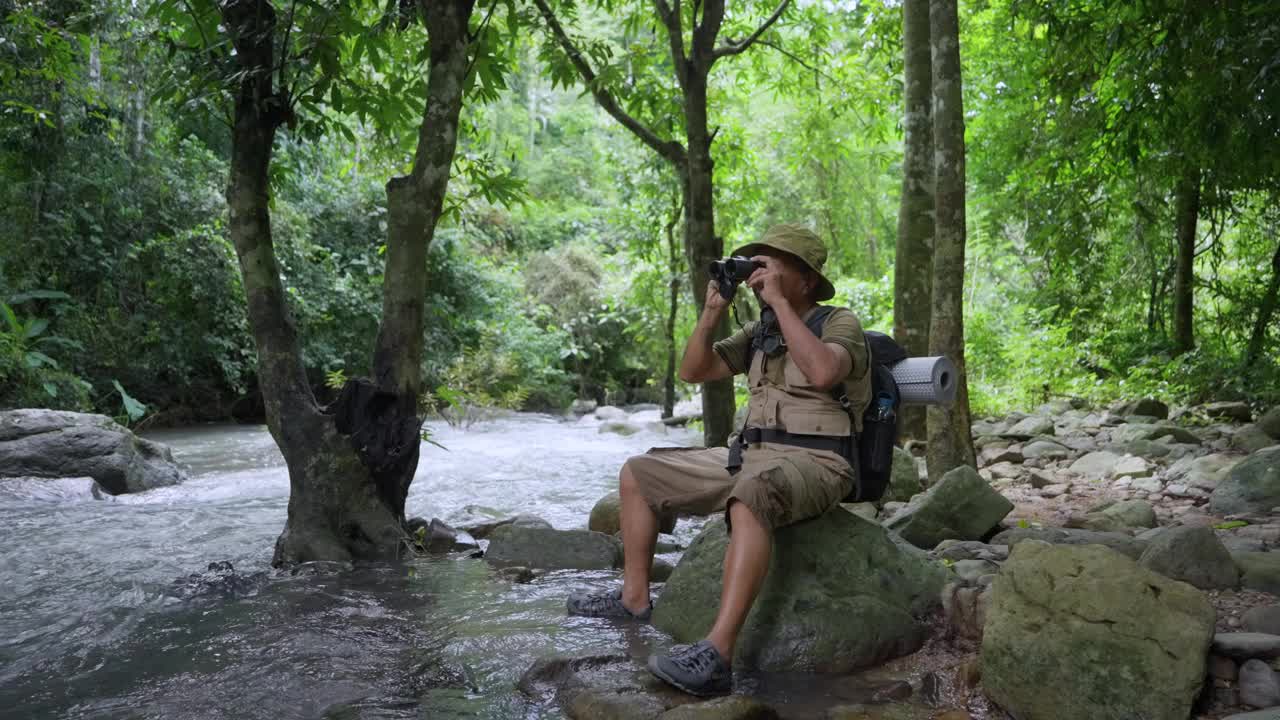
[705, 499, 771, 659]
[619, 461, 659, 614]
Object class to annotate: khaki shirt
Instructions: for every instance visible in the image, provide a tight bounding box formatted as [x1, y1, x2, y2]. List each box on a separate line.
[713, 305, 872, 435]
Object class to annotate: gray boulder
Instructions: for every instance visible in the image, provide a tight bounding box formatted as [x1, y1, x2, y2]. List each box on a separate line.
[651, 511, 949, 672]
[1067, 451, 1123, 478]
[885, 465, 1014, 549]
[981, 542, 1215, 720]
[0, 409, 185, 494]
[485, 525, 621, 570]
[989, 527, 1150, 560]
[1210, 447, 1280, 515]
[1234, 425, 1279, 454]
[1222, 711, 1280, 720]
[1239, 659, 1280, 709]
[1234, 552, 1280, 595]
[1111, 423, 1201, 446]
[1021, 439, 1070, 460]
[1260, 407, 1280, 441]
[1212, 633, 1280, 660]
[881, 447, 922, 504]
[1138, 526, 1239, 589]
[1243, 605, 1280, 636]
[1205, 401, 1254, 423]
[1118, 398, 1169, 419]
[1003, 416, 1054, 439]
[1070, 499, 1157, 532]
[1175, 453, 1241, 491]
[1106, 437, 1174, 459]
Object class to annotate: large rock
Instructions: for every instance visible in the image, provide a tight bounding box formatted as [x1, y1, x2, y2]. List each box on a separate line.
[1210, 447, 1280, 515]
[1204, 401, 1254, 423]
[1111, 423, 1201, 446]
[1003, 416, 1054, 439]
[1239, 659, 1280, 709]
[1234, 552, 1280, 595]
[881, 447, 922, 504]
[1260, 407, 1280, 441]
[589, 492, 677, 536]
[484, 525, 621, 570]
[989, 527, 1150, 560]
[885, 465, 1014, 549]
[1233, 425, 1279, 454]
[1067, 451, 1123, 478]
[1174, 453, 1241, 491]
[1117, 398, 1169, 419]
[1021, 439, 1070, 460]
[1138, 526, 1239, 589]
[981, 542, 1215, 720]
[0, 409, 185, 494]
[1069, 499, 1157, 532]
[652, 511, 949, 672]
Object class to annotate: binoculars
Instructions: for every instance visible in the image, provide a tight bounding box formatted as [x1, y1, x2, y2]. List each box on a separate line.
[708, 256, 764, 300]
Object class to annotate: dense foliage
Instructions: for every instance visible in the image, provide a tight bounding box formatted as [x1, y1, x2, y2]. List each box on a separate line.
[2, 0, 1277, 425]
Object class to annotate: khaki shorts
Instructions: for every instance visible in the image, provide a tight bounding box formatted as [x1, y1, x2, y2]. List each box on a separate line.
[624, 442, 854, 532]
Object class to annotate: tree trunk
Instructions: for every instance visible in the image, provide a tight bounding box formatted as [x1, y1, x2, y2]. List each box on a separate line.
[894, 0, 934, 444]
[683, 73, 734, 447]
[925, 0, 976, 483]
[664, 195, 683, 419]
[1245, 237, 1280, 368]
[1172, 169, 1200, 355]
[358, 0, 475, 526]
[218, 0, 406, 566]
[531, 0, 788, 447]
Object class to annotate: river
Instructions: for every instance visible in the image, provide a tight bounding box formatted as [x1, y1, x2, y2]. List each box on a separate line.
[0, 411, 937, 720]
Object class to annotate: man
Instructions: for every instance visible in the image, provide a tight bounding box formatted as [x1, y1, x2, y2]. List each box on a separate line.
[566, 224, 872, 696]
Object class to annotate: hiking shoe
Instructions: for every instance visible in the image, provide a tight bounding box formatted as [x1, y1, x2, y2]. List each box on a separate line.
[647, 640, 732, 696]
[565, 588, 652, 620]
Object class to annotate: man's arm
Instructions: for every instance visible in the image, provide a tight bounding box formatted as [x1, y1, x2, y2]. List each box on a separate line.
[680, 281, 737, 383]
[770, 300, 851, 391]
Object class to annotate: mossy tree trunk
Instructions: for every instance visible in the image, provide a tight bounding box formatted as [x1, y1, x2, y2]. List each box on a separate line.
[925, 0, 976, 482]
[894, 0, 935, 444]
[219, 0, 476, 565]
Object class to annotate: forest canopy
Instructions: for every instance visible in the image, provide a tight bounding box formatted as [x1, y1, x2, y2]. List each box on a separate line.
[2, 0, 1277, 427]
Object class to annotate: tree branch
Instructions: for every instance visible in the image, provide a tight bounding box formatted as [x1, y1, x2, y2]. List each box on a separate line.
[690, 0, 724, 64]
[653, 0, 687, 87]
[755, 38, 837, 84]
[712, 0, 790, 59]
[532, 0, 686, 167]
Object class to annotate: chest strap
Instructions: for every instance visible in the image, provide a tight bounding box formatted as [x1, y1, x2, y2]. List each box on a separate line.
[726, 426, 853, 475]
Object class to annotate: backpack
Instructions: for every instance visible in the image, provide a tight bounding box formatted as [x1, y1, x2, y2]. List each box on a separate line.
[743, 305, 905, 503]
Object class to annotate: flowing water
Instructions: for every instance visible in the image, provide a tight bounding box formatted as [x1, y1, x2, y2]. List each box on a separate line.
[0, 412, 937, 720]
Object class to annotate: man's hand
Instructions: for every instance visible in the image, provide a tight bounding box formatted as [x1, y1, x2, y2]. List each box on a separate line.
[746, 255, 787, 308]
[704, 279, 732, 312]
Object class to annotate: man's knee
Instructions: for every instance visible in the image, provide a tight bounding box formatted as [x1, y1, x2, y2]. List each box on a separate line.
[619, 456, 645, 496]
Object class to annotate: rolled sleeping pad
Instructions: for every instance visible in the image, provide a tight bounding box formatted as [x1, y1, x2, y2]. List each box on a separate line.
[890, 356, 957, 406]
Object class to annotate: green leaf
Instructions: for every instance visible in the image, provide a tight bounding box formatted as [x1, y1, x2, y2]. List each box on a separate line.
[1214, 520, 1249, 530]
[8, 289, 71, 304]
[23, 318, 48, 340]
[25, 351, 58, 369]
[42, 381, 58, 398]
[112, 380, 148, 422]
